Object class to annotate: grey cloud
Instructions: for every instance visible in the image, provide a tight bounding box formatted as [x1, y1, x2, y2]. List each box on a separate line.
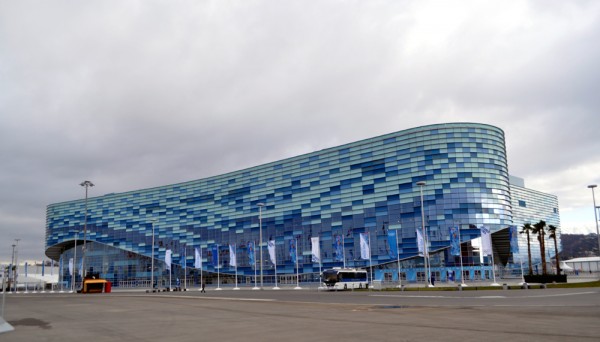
[1, 1, 599, 261]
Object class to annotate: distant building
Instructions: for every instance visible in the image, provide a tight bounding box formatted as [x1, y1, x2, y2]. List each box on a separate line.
[45, 123, 561, 287]
[563, 257, 600, 273]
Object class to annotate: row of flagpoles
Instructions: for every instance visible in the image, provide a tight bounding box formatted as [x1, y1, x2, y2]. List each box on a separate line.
[20, 224, 517, 292]
[132, 224, 514, 288]
[157, 233, 375, 289]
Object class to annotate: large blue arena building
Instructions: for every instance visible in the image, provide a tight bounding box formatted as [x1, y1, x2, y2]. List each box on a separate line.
[45, 123, 560, 288]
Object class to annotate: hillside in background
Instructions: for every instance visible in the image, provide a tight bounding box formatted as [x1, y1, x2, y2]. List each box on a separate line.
[560, 234, 599, 259]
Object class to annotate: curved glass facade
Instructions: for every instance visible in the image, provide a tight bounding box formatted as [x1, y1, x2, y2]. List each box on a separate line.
[46, 122, 516, 286]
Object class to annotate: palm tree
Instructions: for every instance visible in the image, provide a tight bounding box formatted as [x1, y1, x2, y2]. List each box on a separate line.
[520, 223, 534, 275]
[532, 220, 548, 275]
[548, 225, 561, 276]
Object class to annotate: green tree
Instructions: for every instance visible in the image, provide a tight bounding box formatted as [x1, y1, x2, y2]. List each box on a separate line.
[520, 223, 534, 275]
[548, 225, 561, 275]
[532, 220, 548, 275]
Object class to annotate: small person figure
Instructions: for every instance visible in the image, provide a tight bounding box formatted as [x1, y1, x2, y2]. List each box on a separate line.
[201, 281, 206, 293]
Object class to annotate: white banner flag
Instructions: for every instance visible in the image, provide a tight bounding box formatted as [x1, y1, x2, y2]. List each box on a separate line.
[311, 237, 321, 263]
[68, 258, 74, 276]
[194, 247, 202, 269]
[480, 226, 492, 256]
[360, 233, 370, 260]
[229, 244, 237, 267]
[268, 240, 276, 265]
[165, 249, 172, 271]
[416, 229, 425, 257]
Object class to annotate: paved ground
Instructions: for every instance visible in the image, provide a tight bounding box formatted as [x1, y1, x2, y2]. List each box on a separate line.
[2, 286, 599, 342]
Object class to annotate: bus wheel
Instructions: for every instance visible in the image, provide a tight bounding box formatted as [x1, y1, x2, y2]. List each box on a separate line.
[344, 284, 347, 290]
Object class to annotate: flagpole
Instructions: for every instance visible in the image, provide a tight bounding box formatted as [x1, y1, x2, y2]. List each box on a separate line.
[319, 254, 323, 290]
[425, 227, 433, 288]
[294, 238, 301, 290]
[396, 225, 402, 289]
[198, 245, 204, 291]
[71, 232, 78, 293]
[518, 255, 526, 286]
[216, 244, 222, 290]
[490, 242, 499, 286]
[33, 262, 38, 293]
[252, 241, 259, 290]
[457, 226, 467, 287]
[233, 244, 240, 290]
[273, 242, 280, 290]
[50, 259, 55, 293]
[342, 233, 346, 269]
[481, 226, 500, 286]
[184, 247, 187, 290]
[59, 256, 64, 293]
[369, 231, 373, 290]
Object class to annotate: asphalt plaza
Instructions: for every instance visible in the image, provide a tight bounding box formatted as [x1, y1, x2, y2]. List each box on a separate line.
[2, 286, 600, 342]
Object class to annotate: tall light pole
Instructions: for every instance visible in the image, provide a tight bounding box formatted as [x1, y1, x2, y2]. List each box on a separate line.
[151, 219, 157, 291]
[13, 239, 20, 293]
[588, 185, 600, 256]
[80, 180, 94, 279]
[257, 203, 265, 289]
[416, 181, 432, 287]
[10, 244, 16, 293]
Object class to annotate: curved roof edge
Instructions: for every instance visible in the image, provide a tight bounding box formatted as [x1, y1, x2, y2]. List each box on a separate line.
[47, 122, 504, 207]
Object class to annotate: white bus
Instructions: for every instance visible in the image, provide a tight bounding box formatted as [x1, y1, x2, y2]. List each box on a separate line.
[322, 268, 369, 290]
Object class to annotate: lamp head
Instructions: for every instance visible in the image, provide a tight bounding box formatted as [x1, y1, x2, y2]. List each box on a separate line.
[80, 180, 94, 187]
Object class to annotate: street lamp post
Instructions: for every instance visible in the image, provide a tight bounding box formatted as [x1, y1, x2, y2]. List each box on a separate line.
[151, 219, 157, 291]
[13, 239, 20, 293]
[257, 203, 265, 289]
[10, 244, 16, 293]
[416, 181, 432, 287]
[80, 181, 94, 279]
[588, 185, 600, 256]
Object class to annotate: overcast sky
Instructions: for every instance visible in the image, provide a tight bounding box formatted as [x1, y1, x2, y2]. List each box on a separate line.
[1, 1, 599, 262]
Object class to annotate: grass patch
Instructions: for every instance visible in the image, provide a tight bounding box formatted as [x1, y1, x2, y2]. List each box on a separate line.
[372, 280, 600, 291]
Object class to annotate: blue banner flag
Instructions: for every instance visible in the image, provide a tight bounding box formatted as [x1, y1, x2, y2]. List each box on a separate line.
[509, 225, 519, 254]
[180, 247, 186, 267]
[165, 249, 172, 271]
[360, 233, 370, 260]
[289, 240, 297, 264]
[248, 242, 255, 267]
[449, 226, 460, 256]
[229, 244, 237, 267]
[311, 237, 320, 263]
[194, 247, 202, 269]
[42, 261, 45, 276]
[387, 230, 398, 259]
[211, 245, 219, 266]
[334, 235, 344, 261]
[480, 226, 492, 256]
